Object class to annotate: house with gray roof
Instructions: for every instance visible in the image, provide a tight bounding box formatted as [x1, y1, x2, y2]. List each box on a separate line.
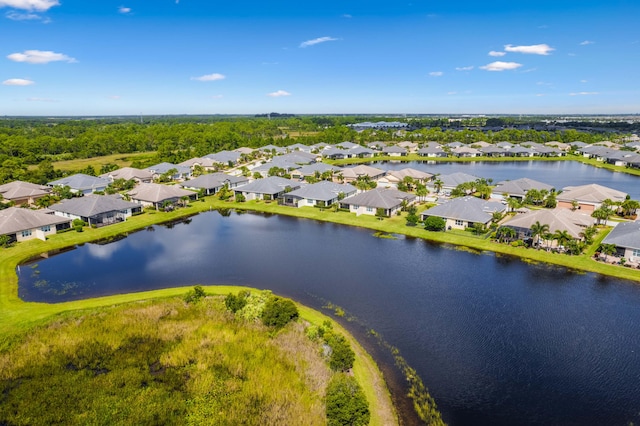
[336, 141, 359, 150]
[479, 145, 505, 157]
[452, 146, 480, 158]
[322, 147, 348, 160]
[601, 221, 640, 262]
[0, 207, 71, 243]
[100, 167, 153, 184]
[397, 141, 419, 152]
[378, 168, 433, 188]
[282, 181, 356, 208]
[204, 150, 242, 165]
[435, 172, 480, 192]
[417, 146, 447, 157]
[339, 165, 386, 183]
[234, 176, 301, 201]
[49, 195, 142, 227]
[289, 163, 343, 180]
[144, 163, 192, 181]
[340, 188, 416, 217]
[508, 145, 536, 157]
[367, 141, 387, 150]
[492, 177, 554, 200]
[0, 181, 51, 207]
[382, 146, 408, 157]
[48, 174, 110, 195]
[420, 196, 506, 230]
[557, 183, 627, 213]
[496, 142, 514, 150]
[347, 146, 375, 158]
[181, 173, 249, 195]
[179, 157, 219, 171]
[259, 145, 287, 154]
[127, 183, 197, 209]
[502, 208, 594, 241]
[286, 143, 311, 152]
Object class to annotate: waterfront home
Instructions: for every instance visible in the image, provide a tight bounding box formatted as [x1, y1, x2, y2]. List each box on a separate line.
[144, 163, 191, 181]
[446, 142, 465, 149]
[338, 165, 386, 183]
[382, 146, 408, 157]
[470, 141, 492, 149]
[397, 141, 419, 152]
[508, 145, 536, 157]
[336, 141, 359, 150]
[48, 174, 110, 195]
[0, 180, 51, 207]
[417, 145, 447, 158]
[545, 141, 571, 151]
[452, 146, 480, 158]
[203, 150, 242, 166]
[49, 194, 142, 227]
[557, 183, 627, 213]
[603, 151, 640, 167]
[289, 163, 343, 181]
[180, 173, 249, 195]
[420, 196, 506, 230]
[281, 181, 356, 208]
[568, 141, 588, 149]
[322, 147, 348, 160]
[367, 141, 387, 151]
[347, 146, 375, 158]
[501, 208, 594, 241]
[340, 188, 416, 217]
[234, 176, 301, 201]
[436, 172, 481, 192]
[127, 183, 197, 210]
[601, 221, 640, 262]
[496, 142, 514, 150]
[0, 207, 71, 243]
[378, 168, 433, 188]
[99, 167, 153, 184]
[492, 177, 554, 200]
[479, 145, 506, 157]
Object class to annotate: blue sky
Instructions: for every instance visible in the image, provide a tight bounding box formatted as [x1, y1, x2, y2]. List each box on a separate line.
[1, 0, 639, 115]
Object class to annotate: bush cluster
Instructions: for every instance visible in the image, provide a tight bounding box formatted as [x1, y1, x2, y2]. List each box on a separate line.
[325, 373, 370, 426]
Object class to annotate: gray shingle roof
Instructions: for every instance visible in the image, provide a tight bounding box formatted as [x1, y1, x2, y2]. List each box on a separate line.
[235, 176, 301, 195]
[99, 167, 153, 181]
[557, 184, 627, 204]
[0, 181, 51, 200]
[0, 207, 71, 235]
[127, 183, 196, 203]
[144, 162, 191, 176]
[49, 195, 140, 217]
[438, 172, 480, 188]
[181, 173, 248, 190]
[340, 165, 386, 180]
[48, 174, 110, 191]
[421, 196, 505, 223]
[293, 163, 343, 176]
[341, 188, 415, 209]
[493, 178, 554, 197]
[204, 150, 242, 164]
[602, 221, 640, 250]
[286, 181, 356, 202]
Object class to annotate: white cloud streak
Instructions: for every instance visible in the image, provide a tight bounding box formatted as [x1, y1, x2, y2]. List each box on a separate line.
[489, 51, 506, 57]
[480, 61, 523, 71]
[455, 66, 474, 71]
[191, 73, 225, 82]
[569, 92, 599, 96]
[0, 0, 58, 11]
[7, 50, 76, 64]
[267, 90, 291, 97]
[118, 6, 131, 14]
[5, 10, 41, 19]
[504, 44, 554, 55]
[580, 40, 594, 45]
[3, 78, 34, 86]
[300, 36, 338, 48]
[429, 71, 443, 77]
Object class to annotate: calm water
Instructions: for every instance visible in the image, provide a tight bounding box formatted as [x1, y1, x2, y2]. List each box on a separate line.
[375, 160, 640, 200]
[19, 211, 640, 426]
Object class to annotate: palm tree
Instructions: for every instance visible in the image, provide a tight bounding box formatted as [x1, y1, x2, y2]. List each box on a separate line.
[506, 197, 521, 213]
[552, 229, 572, 250]
[496, 226, 516, 243]
[433, 177, 443, 194]
[415, 183, 428, 202]
[530, 221, 550, 249]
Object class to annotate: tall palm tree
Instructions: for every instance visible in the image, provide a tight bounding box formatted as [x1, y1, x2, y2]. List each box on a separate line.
[530, 221, 550, 249]
[507, 197, 521, 213]
[552, 229, 572, 250]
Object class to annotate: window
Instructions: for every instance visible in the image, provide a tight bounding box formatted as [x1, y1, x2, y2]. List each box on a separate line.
[354, 205, 359, 209]
[633, 249, 640, 260]
[455, 219, 464, 226]
[41, 225, 51, 232]
[21, 229, 32, 237]
[366, 207, 373, 213]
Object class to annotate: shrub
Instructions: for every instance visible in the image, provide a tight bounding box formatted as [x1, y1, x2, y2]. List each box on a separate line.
[235, 193, 246, 203]
[261, 296, 299, 329]
[325, 374, 370, 426]
[325, 333, 355, 372]
[224, 290, 250, 313]
[72, 218, 86, 232]
[424, 216, 445, 231]
[184, 285, 206, 303]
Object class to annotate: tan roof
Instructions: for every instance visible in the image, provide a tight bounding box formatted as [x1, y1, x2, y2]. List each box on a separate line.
[0, 207, 70, 235]
[558, 184, 627, 205]
[340, 165, 386, 179]
[127, 183, 196, 203]
[503, 208, 594, 238]
[0, 181, 50, 201]
[386, 168, 433, 182]
[100, 167, 153, 182]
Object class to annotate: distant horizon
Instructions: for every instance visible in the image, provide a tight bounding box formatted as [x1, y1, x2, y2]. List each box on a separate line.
[2, 1, 638, 116]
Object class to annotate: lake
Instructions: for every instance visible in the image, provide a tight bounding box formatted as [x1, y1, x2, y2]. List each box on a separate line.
[19, 211, 640, 426]
[374, 160, 640, 200]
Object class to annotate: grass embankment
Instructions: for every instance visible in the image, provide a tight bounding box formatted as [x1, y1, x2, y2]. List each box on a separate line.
[27, 151, 157, 172]
[0, 294, 397, 425]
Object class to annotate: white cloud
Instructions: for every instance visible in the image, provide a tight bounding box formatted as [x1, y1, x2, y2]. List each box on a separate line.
[429, 71, 443, 77]
[108, 95, 121, 99]
[267, 90, 291, 97]
[504, 44, 554, 55]
[489, 51, 506, 57]
[27, 97, 57, 102]
[211, 94, 223, 99]
[342, 14, 352, 18]
[580, 79, 588, 83]
[537, 81, 552, 86]
[7, 50, 76, 64]
[3, 78, 34, 86]
[300, 36, 338, 48]
[455, 66, 474, 71]
[569, 92, 599, 96]
[480, 61, 523, 72]
[5, 11, 40, 19]
[447, 91, 457, 95]
[580, 40, 594, 45]
[191, 73, 225, 82]
[118, 6, 131, 14]
[0, 0, 58, 11]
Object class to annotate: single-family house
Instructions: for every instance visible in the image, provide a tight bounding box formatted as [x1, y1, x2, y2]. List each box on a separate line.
[557, 184, 628, 213]
[289, 163, 343, 180]
[336, 141, 359, 150]
[233, 176, 301, 201]
[259, 145, 287, 155]
[144, 163, 192, 181]
[452, 146, 481, 158]
[180, 173, 249, 195]
[435, 172, 481, 192]
[501, 208, 594, 241]
[492, 177, 555, 200]
[382, 146, 408, 157]
[48, 174, 110, 195]
[286, 143, 311, 153]
[203, 151, 242, 166]
[347, 146, 375, 158]
[479, 146, 505, 157]
[0, 180, 52, 206]
[397, 141, 419, 152]
[601, 221, 640, 262]
[234, 147, 255, 155]
[179, 157, 219, 171]
[0, 207, 71, 243]
[338, 165, 386, 183]
[281, 181, 357, 208]
[340, 188, 416, 217]
[508, 145, 536, 157]
[127, 183, 197, 209]
[420, 196, 506, 230]
[100, 167, 154, 184]
[322, 147, 349, 160]
[49, 195, 142, 227]
[367, 141, 387, 151]
[378, 168, 433, 188]
[417, 146, 448, 158]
